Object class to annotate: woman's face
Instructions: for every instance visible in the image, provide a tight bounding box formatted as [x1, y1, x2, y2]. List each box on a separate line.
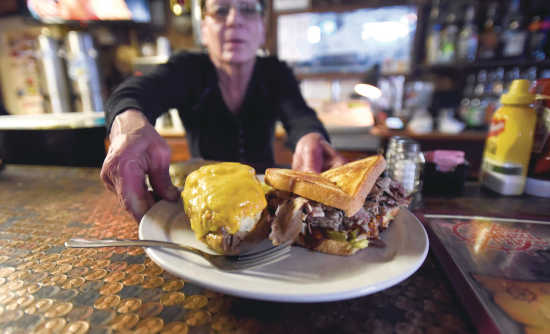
[201, 0, 265, 66]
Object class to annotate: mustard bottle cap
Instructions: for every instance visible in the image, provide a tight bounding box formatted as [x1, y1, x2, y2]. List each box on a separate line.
[500, 79, 535, 105]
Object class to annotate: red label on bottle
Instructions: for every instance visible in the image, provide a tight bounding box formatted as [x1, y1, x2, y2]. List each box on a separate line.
[489, 118, 506, 137]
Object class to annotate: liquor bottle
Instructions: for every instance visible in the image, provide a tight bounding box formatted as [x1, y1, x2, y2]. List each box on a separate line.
[478, 2, 502, 60]
[501, 0, 528, 58]
[457, 4, 478, 63]
[522, 66, 538, 83]
[483, 68, 503, 127]
[529, 16, 550, 61]
[505, 67, 521, 91]
[492, 67, 506, 97]
[463, 70, 488, 129]
[438, 8, 459, 64]
[486, 69, 497, 97]
[426, 0, 442, 64]
[541, 69, 550, 79]
[474, 70, 488, 97]
[464, 73, 476, 97]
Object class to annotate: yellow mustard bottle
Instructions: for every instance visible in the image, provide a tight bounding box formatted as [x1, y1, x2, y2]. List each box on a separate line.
[480, 79, 537, 195]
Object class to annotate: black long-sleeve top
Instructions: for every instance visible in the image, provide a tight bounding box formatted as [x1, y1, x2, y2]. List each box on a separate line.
[105, 51, 329, 172]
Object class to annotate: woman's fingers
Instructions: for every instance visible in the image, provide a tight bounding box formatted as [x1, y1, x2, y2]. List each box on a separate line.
[100, 110, 177, 222]
[118, 158, 155, 221]
[320, 140, 347, 170]
[147, 143, 179, 202]
[292, 132, 346, 172]
[292, 133, 323, 173]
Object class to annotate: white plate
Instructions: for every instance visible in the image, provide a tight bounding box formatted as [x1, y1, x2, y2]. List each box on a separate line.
[139, 200, 429, 303]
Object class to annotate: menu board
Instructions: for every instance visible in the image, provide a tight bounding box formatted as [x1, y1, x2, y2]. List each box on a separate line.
[423, 215, 550, 334]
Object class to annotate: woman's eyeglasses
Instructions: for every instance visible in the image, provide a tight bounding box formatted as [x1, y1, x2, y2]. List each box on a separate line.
[206, 2, 263, 20]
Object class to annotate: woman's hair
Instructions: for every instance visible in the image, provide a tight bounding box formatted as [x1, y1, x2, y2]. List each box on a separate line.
[200, 0, 265, 15]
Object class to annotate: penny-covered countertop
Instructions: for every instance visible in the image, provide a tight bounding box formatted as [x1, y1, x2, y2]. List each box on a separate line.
[0, 165, 479, 333]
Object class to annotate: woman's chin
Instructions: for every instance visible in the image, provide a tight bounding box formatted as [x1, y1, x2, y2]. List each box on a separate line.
[221, 52, 255, 65]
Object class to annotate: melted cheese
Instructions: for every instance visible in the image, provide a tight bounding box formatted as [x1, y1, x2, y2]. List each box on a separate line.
[182, 162, 267, 240]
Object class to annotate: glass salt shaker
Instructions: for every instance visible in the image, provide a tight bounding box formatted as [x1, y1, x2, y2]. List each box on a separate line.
[385, 136, 405, 175]
[390, 139, 425, 196]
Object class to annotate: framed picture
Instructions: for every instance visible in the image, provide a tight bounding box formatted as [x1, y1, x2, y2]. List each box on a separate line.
[421, 214, 550, 334]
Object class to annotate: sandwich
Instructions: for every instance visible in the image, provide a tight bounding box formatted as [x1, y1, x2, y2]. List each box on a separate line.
[169, 159, 218, 188]
[182, 162, 270, 254]
[264, 155, 409, 256]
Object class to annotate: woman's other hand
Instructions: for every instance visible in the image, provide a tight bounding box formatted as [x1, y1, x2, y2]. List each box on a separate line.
[292, 132, 347, 173]
[100, 109, 179, 222]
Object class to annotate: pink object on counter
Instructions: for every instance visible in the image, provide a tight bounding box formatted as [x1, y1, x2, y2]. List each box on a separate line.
[424, 150, 466, 172]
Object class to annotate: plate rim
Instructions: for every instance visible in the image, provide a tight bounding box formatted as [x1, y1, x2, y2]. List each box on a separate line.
[139, 201, 429, 303]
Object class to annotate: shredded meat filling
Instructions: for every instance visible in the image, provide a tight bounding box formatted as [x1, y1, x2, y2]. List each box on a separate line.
[220, 228, 247, 254]
[267, 177, 408, 245]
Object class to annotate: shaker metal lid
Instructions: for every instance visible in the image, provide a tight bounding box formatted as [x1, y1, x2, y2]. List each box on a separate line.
[396, 139, 421, 152]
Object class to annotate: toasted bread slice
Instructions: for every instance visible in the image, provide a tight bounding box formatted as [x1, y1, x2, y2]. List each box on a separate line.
[321, 155, 386, 209]
[265, 155, 386, 217]
[295, 236, 360, 256]
[264, 169, 352, 215]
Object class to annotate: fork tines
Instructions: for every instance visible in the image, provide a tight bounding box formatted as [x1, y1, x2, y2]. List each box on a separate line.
[229, 242, 292, 270]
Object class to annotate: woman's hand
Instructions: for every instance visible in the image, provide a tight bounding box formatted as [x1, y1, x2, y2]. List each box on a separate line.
[292, 132, 347, 173]
[100, 109, 179, 222]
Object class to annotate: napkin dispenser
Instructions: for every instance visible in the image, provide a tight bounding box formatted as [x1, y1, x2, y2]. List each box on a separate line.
[422, 150, 469, 195]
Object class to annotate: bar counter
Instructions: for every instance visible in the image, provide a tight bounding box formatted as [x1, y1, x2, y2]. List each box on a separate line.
[1, 165, 547, 333]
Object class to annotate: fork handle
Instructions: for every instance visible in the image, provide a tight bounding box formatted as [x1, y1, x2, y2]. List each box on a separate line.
[65, 238, 185, 250]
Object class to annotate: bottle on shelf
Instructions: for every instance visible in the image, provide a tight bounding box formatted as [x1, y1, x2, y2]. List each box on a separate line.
[426, 0, 442, 65]
[501, 0, 528, 58]
[525, 78, 550, 197]
[474, 69, 488, 97]
[492, 67, 506, 96]
[522, 66, 538, 83]
[457, 4, 479, 63]
[459, 72, 476, 127]
[485, 69, 497, 96]
[462, 69, 487, 129]
[483, 68, 504, 125]
[438, 6, 459, 64]
[458, 98, 471, 125]
[460, 68, 501, 131]
[467, 98, 485, 129]
[464, 73, 476, 96]
[478, 1, 502, 60]
[541, 69, 550, 79]
[528, 15, 550, 61]
[504, 66, 521, 91]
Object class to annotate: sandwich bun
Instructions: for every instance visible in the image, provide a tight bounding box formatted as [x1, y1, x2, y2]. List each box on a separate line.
[182, 162, 268, 254]
[265, 155, 386, 217]
[295, 237, 359, 256]
[264, 169, 351, 214]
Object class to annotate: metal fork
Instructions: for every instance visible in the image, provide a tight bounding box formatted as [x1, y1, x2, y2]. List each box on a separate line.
[65, 238, 292, 271]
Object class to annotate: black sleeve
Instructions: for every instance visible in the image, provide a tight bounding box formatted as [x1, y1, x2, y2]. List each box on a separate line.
[271, 59, 330, 150]
[104, 52, 203, 134]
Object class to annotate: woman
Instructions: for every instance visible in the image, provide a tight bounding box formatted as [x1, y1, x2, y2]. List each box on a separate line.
[101, 0, 346, 221]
